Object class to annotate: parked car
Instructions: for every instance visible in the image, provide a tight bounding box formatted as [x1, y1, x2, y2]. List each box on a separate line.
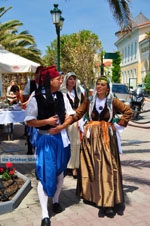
[112, 83, 131, 106]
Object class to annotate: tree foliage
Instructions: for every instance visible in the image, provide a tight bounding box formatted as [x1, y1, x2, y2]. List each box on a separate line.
[144, 73, 150, 91]
[43, 30, 102, 87]
[107, 0, 132, 29]
[112, 52, 121, 83]
[0, 6, 43, 64]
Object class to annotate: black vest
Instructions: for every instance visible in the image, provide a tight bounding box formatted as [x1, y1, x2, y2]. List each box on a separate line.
[67, 90, 84, 110]
[35, 91, 66, 130]
[30, 80, 37, 94]
[92, 104, 108, 121]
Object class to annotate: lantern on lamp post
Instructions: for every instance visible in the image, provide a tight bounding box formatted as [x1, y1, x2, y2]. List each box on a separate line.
[50, 4, 64, 71]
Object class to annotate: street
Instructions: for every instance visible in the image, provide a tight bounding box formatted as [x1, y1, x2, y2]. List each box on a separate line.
[0, 101, 150, 226]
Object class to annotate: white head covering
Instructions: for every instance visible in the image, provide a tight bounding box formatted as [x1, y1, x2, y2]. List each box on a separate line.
[60, 72, 82, 103]
[89, 76, 113, 122]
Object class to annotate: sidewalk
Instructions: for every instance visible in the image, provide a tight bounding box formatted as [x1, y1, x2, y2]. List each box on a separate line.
[0, 123, 150, 226]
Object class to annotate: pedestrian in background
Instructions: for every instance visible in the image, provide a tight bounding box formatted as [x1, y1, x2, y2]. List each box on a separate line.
[9, 85, 20, 105]
[6, 80, 18, 104]
[60, 72, 65, 82]
[23, 66, 43, 155]
[61, 72, 86, 178]
[19, 81, 27, 109]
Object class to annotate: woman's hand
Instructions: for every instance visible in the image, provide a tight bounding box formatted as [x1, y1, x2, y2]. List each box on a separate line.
[111, 123, 116, 132]
[65, 113, 69, 120]
[48, 125, 62, 135]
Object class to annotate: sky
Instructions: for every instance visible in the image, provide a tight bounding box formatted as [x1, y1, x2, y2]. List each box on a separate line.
[1, 0, 150, 56]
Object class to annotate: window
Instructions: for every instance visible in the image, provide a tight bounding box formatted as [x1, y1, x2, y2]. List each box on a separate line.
[130, 69, 133, 78]
[122, 72, 124, 83]
[127, 70, 130, 83]
[135, 41, 137, 59]
[128, 45, 130, 61]
[131, 43, 133, 60]
[134, 68, 136, 78]
[125, 47, 127, 63]
[122, 49, 124, 64]
[125, 71, 127, 84]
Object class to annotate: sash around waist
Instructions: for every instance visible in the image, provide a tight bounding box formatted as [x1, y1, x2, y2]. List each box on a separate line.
[38, 129, 70, 148]
[39, 130, 50, 135]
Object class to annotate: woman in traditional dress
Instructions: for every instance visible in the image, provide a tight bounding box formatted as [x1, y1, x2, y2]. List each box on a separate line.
[72, 76, 133, 218]
[61, 72, 85, 178]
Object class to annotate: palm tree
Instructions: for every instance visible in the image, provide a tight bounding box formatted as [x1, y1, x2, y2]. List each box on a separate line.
[107, 0, 132, 29]
[0, 6, 12, 18]
[0, 7, 43, 64]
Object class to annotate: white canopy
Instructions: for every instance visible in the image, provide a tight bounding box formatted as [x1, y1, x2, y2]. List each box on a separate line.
[0, 48, 40, 73]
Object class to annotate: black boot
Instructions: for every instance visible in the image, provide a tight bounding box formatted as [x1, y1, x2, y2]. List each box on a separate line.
[114, 203, 125, 215]
[98, 207, 105, 218]
[105, 207, 115, 218]
[41, 218, 51, 226]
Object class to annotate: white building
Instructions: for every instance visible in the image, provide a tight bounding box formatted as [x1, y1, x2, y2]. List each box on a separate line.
[115, 12, 150, 87]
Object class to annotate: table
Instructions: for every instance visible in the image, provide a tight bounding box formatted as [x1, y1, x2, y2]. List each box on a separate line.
[0, 109, 26, 140]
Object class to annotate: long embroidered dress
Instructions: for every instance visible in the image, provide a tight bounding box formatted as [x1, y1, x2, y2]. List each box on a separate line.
[73, 97, 132, 207]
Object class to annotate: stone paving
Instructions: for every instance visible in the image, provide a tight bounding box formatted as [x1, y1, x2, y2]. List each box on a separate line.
[0, 118, 150, 226]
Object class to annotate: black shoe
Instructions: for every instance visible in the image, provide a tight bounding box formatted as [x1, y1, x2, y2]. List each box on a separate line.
[52, 203, 62, 214]
[41, 218, 50, 226]
[98, 207, 105, 218]
[114, 203, 125, 216]
[105, 207, 115, 218]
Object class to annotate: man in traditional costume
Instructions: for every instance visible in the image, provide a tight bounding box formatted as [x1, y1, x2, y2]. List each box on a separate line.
[25, 66, 74, 226]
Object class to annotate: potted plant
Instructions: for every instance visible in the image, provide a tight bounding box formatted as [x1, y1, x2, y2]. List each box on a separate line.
[0, 162, 31, 214]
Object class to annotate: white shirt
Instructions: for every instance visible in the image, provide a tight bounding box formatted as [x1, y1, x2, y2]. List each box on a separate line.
[24, 92, 75, 148]
[25, 93, 75, 122]
[96, 97, 106, 113]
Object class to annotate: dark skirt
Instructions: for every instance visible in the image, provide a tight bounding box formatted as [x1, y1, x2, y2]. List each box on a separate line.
[77, 121, 124, 207]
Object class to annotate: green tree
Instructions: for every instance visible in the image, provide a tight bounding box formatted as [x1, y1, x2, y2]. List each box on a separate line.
[112, 52, 121, 83]
[43, 30, 102, 87]
[144, 72, 150, 92]
[0, 7, 43, 64]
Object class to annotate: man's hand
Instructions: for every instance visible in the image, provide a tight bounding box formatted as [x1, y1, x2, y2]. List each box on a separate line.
[47, 115, 59, 127]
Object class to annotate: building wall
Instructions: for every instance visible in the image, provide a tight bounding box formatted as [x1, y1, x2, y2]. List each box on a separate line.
[115, 22, 150, 86]
[140, 39, 150, 81]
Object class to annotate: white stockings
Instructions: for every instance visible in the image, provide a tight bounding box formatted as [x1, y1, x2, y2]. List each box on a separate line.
[37, 172, 64, 219]
[37, 181, 49, 219]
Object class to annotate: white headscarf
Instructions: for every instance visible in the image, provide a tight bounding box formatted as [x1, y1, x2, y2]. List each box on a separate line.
[89, 76, 113, 122]
[60, 72, 82, 103]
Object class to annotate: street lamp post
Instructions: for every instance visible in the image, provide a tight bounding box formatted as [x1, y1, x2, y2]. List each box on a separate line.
[101, 52, 104, 75]
[50, 4, 64, 71]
